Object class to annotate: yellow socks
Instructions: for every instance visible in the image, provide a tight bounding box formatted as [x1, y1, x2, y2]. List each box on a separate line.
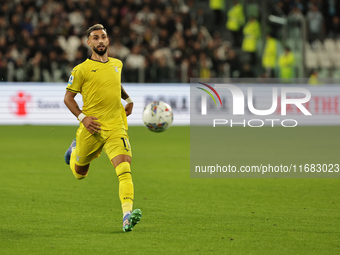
[69, 152, 134, 215]
[115, 162, 134, 214]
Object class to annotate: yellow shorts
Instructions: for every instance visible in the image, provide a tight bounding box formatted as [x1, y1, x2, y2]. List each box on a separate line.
[74, 123, 132, 166]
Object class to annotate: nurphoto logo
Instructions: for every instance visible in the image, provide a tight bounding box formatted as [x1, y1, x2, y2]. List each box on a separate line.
[196, 83, 312, 127]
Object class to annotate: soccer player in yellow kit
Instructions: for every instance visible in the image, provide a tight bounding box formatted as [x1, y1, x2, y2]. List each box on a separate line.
[63, 24, 141, 232]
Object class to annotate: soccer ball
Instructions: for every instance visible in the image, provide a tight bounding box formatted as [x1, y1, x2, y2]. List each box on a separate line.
[142, 101, 173, 132]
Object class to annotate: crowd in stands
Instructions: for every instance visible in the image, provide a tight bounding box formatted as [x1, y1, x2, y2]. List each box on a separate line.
[272, 0, 340, 81]
[0, 0, 339, 83]
[274, 0, 340, 41]
[226, 0, 340, 80]
[0, 0, 228, 82]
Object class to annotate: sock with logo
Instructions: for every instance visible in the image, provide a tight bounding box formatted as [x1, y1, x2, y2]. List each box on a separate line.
[115, 162, 134, 214]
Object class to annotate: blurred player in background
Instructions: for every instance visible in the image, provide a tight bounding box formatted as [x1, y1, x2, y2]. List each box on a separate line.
[63, 24, 141, 232]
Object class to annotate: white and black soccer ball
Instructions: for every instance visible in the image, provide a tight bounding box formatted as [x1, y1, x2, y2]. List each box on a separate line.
[142, 101, 173, 132]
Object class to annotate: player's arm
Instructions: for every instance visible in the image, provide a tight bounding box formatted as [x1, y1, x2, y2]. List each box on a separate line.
[64, 90, 101, 134]
[121, 85, 133, 116]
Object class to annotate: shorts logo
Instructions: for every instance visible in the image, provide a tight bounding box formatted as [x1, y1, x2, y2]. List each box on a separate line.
[76, 154, 82, 162]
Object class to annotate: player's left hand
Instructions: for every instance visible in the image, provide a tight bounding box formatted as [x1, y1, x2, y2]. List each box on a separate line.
[125, 102, 133, 116]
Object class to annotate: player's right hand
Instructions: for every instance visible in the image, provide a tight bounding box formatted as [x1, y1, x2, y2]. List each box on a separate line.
[82, 116, 101, 134]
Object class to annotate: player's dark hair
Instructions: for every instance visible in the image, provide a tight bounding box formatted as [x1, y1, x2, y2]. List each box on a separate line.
[86, 24, 107, 38]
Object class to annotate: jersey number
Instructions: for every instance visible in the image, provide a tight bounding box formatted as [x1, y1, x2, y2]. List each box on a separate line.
[121, 138, 131, 150]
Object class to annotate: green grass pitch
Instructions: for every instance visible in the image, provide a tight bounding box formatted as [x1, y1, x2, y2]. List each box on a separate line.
[0, 125, 339, 255]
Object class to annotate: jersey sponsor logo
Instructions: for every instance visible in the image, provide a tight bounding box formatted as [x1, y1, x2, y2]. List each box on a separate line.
[91, 69, 99, 72]
[68, 75, 74, 85]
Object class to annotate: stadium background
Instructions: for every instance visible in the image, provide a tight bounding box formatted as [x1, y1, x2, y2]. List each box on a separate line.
[1, 0, 339, 83]
[1, 1, 340, 255]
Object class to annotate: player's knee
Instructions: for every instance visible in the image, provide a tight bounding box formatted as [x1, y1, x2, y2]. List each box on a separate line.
[76, 172, 87, 180]
[73, 168, 87, 180]
[73, 164, 89, 180]
[75, 168, 88, 175]
[115, 162, 132, 182]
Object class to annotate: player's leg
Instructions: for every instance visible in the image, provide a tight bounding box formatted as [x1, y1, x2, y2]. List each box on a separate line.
[112, 155, 134, 214]
[104, 133, 142, 231]
[69, 148, 90, 179]
[65, 138, 88, 179]
[65, 124, 104, 180]
[112, 155, 142, 232]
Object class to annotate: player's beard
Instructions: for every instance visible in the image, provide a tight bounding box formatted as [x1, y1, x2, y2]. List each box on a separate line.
[93, 45, 107, 56]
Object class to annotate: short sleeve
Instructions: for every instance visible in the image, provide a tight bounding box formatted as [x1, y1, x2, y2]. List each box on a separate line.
[66, 68, 83, 93]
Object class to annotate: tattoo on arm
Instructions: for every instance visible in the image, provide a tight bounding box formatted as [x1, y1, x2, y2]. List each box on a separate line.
[121, 85, 129, 100]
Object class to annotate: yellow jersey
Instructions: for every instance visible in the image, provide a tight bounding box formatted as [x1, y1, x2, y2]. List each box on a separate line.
[66, 57, 127, 131]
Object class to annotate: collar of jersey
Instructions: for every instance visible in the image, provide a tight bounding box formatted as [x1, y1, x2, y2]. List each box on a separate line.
[88, 57, 109, 63]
